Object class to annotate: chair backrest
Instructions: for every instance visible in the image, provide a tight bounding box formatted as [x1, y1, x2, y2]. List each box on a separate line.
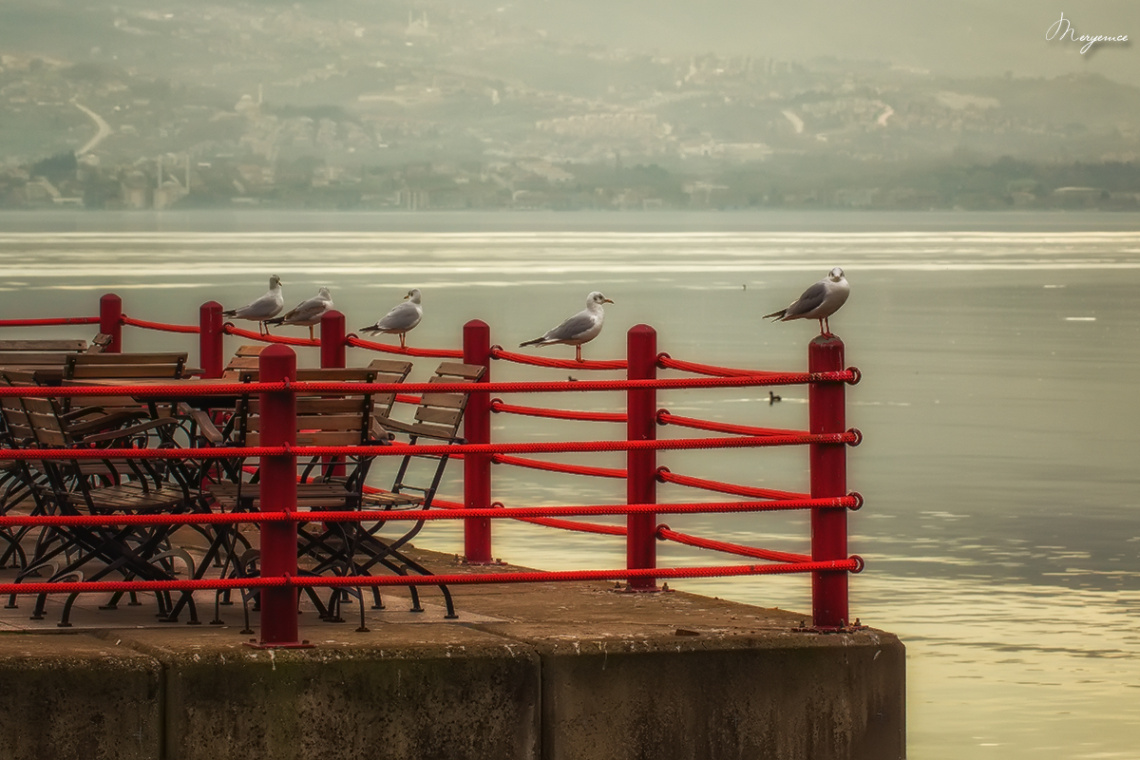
[235, 367, 396, 447]
[385, 361, 485, 442]
[221, 344, 267, 381]
[363, 359, 413, 418]
[0, 339, 88, 355]
[367, 362, 485, 512]
[0, 337, 108, 372]
[64, 352, 189, 380]
[17, 396, 69, 449]
[62, 352, 189, 415]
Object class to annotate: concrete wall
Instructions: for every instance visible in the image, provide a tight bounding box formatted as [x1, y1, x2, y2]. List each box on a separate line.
[0, 624, 902, 760]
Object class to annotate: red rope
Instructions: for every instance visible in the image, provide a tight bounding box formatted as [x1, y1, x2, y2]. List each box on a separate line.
[426, 499, 626, 536]
[492, 453, 627, 479]
[491, 347, 627, 371]
[0, 317, 100, 328]
[514, 516, 628, 535]
[0, 432, 858, 461]
[657, 411, 803, 438]
[0, 558, 861, 596]
[656, 468, 808, 501]
[491, 399, 626, 423]
[656, 526, 810, 564]
[0, 497, 859, 529]
[346, 335, 463, 359]
[121, 315, 199, 335]
[657, 353, 786, 378]
[223, 324, 319, 347]
[0, 373, 856, 399]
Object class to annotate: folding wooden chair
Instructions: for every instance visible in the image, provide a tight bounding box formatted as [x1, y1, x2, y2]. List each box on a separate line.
[3, 392, 206, 625]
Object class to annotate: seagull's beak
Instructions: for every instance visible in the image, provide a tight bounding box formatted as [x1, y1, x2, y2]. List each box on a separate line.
[604, 298, 614, 304]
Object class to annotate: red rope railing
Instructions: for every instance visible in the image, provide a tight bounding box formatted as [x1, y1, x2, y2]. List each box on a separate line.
[0, 559, 861, 597]
[0, 497, 860, 529]
[346, 334, 463, 359]
[656, 353, 786, 378]
[121, 315, 200, 335]
[656, 468, 815, 502]
[1, 298, 863, 637]
[0, 433, 859, 461]
[657, 411, 803, 438]
[655, 527, 812, 564]
[491, 398, 626, 423]
[223, 323, 319, 347]
[491, 346, 627, 371]
[491, 453, 627, 479]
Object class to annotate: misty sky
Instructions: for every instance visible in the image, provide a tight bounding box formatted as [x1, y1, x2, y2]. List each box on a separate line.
[511, 0, 1139, 86]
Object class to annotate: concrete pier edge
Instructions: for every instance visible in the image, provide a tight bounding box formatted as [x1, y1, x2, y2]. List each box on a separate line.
[0, 548, 904, 760]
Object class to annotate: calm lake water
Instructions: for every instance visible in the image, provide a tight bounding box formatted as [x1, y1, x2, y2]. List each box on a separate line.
[2, 209, 1139, 760]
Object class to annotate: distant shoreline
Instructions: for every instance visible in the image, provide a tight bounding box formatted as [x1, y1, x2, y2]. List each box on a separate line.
[2, 207, 1139, 234]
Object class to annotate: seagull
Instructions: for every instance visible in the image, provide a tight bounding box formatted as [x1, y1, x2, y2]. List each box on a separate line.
[263, 286, 333, 340]
[223, 275, 284, 335]
[763, 267, 850, 336]
[358, 288, 423, 348]
[519, 291, 613, 362]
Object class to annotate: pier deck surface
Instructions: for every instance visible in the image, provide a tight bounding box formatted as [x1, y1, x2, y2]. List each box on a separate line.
[0, 545, 905, 760]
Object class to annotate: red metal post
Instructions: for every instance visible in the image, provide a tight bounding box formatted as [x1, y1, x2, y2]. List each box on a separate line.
[256, 345, 303, 647]
[319, 310, 346, 369]
[462, 319, 493, 564]
[199, 301, 225, 378]
[809, 334, 849, 628]
[318, 310, 347, 478]
[626, 324, 657, 591]
[99, 293, 122, 353]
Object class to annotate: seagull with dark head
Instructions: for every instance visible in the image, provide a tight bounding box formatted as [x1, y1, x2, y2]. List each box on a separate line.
[264, 286, 333, 340]
[359, 288, 423, 348]
[519, 291, 613, 362]
[223, 274, 284, 335]
[763, 267, 850, 336]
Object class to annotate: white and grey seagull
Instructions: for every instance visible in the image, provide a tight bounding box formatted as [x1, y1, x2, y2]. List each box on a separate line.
[264, 286, 333, 340]
[763, 267, 849, 336]
[359, 288, 423, 348]
[223, 274, 284, 335]
[519, 291, 614, 362]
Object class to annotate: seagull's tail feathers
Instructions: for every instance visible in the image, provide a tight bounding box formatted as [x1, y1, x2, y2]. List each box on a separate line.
[519, 337, 548, 348]
[222, 309, 237, 318]
[359, 325, 381, 335]
[762, 309, 787, 321]
[263, 316, 285, 326]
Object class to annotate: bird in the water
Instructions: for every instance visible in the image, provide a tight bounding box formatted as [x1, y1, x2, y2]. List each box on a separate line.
[264, 286, 333, 341]
[519, 291, 613, 363]
[223, 275, 284, 335]
[769, 391, 782, 405]
[358, 288, 423, 348]
[763, 267, 850, 336]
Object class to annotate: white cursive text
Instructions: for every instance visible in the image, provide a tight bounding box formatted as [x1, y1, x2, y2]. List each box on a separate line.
[1046, 13, 1129, 54]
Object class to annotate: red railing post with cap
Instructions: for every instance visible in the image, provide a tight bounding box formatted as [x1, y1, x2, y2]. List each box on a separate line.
[199, 301, 224, 378]
[256, 345, 302, 646]
[99, 293, 122, 353]
[626, 324, 657, 591]
[809, 334, 849, 627]
[463, 319, 493, 563]
[318, 310, 347, 478]
[319, 310, 347, 369]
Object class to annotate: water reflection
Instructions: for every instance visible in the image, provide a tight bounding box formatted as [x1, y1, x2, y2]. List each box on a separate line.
[1, 211, 1139, 760]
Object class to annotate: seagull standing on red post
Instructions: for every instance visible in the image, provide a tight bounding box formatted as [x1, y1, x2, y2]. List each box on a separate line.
[763, 267, 850, 336]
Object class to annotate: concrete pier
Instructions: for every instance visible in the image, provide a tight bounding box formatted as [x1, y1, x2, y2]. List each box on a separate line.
[0, 548, 905, 760]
